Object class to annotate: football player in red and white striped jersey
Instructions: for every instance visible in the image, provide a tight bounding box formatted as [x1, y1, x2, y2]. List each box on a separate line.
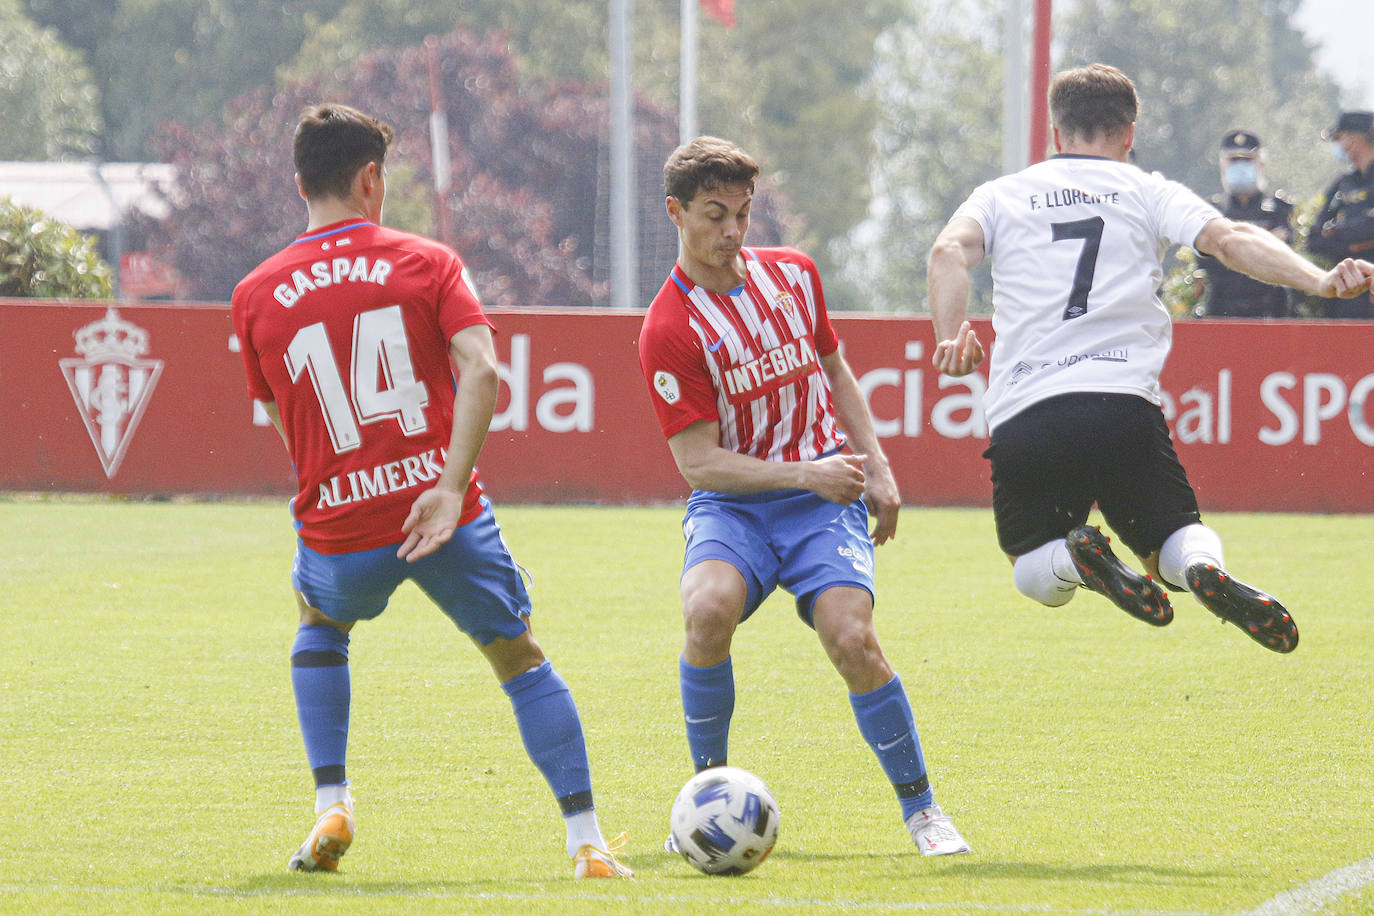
[639, 137, 970, 857]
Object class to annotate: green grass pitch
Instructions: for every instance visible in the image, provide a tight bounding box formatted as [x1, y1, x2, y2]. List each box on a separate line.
[1, 496, 1371, 915]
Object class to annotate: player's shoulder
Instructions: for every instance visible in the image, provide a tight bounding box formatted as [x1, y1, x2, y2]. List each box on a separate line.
[367, 223, 463, 266]
[745, 245, 817, 274]
[642, 275, 693, 335]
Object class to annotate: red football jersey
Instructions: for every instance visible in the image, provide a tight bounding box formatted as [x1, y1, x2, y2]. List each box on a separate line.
[232, 219, 492, 553]
[638, 246, 845, 462]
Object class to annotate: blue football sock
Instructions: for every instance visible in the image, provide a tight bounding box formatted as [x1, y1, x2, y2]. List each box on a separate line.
[290, 624, 351, 788]
[502, 661, 594, 815]
[850, 674, 933, 819]
[680, 656, 734, 771]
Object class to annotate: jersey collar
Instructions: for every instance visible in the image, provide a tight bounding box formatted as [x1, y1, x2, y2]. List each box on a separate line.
[292, 219, 374, 246]
[672, 248, 754, 297]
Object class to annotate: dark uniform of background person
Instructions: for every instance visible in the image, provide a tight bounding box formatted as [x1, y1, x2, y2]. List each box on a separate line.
[1194, 130, 1295, 317]
[1308, 110, 1374, 318]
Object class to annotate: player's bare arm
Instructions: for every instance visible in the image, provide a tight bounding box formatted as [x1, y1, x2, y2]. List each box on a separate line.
[398, 323, 499, 562]
[927, 217, 987, 376]
[260, 400, 290, 452]
[820, 350, 899, 545]
[667, 419, 866, 505]
[1196, 218, 1373, 298]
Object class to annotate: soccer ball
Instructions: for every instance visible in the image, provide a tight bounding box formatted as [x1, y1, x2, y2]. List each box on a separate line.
[669, 766, 779, 875]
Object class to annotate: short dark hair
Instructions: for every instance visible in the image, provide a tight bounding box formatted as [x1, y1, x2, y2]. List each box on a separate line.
[293, 104, 394, 200]
[1049, 63, 1138, 144]
[663, 136, 759, 205]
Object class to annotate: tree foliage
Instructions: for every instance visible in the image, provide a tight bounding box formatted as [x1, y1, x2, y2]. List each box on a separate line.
[0, 198, 112, 298]
[1057, 0, 1340, 204]
[26, 0, 351, 161]
[637, 0, 902, 308]
[19, 0, 1353, 311]
[280, 0, 609, 87]
[851, 0, 1347, 314]
[0, 0, 101, 160]
[839, 0, 1004, 312]
[143, 28, 686, 306]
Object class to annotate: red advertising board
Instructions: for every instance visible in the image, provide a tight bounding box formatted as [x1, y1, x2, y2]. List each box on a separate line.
[0, 300, 291, 495]
[1, 299, 1371, 513]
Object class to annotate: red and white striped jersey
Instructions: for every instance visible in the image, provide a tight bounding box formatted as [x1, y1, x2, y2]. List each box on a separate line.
[638, 246, 845, 463]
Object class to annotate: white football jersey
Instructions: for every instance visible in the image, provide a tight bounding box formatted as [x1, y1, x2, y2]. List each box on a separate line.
[952, 154, 1220, 430]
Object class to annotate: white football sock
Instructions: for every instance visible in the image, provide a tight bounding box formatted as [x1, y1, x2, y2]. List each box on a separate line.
[1158, 523, 1225, 590]
[1012, 539, 1081, 607]
[315, 782, 351, 814]
[565, 808, 605, 858]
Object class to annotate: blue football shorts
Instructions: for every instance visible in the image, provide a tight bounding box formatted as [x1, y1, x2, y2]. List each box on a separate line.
[291, 497, 532, 645]
[681, 487, 875, 626]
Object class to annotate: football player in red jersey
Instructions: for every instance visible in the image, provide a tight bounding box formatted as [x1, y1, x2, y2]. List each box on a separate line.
[232, 104, 630, 879]
[638, 136, 969, 856]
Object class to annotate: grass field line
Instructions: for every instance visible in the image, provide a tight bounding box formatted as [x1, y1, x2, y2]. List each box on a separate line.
[0, 884, 1215, 915]
[1234, 851, 1374, 915]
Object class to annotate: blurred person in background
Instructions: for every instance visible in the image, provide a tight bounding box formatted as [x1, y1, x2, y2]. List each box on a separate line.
[1307, 110, 1374, 318]
[1194, 130, 1295, 317]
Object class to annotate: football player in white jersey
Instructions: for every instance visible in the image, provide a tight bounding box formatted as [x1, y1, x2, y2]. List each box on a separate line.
[639, 137, 969, 856]
[927, 63, 1373, 653]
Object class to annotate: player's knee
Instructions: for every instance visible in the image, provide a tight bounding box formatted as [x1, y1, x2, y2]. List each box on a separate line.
[814, 606, 888, 680]
[829, 633, 892, 694]
[683, 604, 735, 650]
[1012, 549, 1077, 607]
[295, 590, 354, 632]
[682, 579, 744, 633]
[828, 624, 885, 671]
[482, 631, 547, 683]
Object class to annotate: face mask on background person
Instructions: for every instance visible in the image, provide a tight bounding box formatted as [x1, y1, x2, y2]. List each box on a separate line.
[1223, 159, 1259, 193]
[1332, 142, 1351, 166]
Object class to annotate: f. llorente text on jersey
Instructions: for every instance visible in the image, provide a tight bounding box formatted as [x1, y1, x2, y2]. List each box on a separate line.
[1028, 189, 1122, 211]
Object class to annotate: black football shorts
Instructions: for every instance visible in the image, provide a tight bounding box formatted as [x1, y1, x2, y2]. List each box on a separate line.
[984, 392, 1201, 558]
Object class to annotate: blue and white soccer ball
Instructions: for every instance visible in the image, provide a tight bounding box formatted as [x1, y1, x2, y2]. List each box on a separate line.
[669, 766, 779, 875]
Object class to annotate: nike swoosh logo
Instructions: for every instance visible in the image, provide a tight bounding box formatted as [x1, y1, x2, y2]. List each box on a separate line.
[876, 735, 907, 752]
[707, 338, 726, 352]
[684, 715, 717, 724]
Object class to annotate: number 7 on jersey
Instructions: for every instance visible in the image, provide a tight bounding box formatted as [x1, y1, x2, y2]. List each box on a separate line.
[1051, 216, 1104, 321]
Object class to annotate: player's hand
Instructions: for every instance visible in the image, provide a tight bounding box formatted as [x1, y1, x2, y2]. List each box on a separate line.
[398, 486, 465, 562]
[1319, 258, 1374, 299]
[932, 320, 985, 376]
[862, 460, 900, 546]
[805, 453, 867, 505]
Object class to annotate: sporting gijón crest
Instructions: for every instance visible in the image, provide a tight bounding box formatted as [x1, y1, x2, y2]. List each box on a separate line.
[59, 308, 164, 478]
